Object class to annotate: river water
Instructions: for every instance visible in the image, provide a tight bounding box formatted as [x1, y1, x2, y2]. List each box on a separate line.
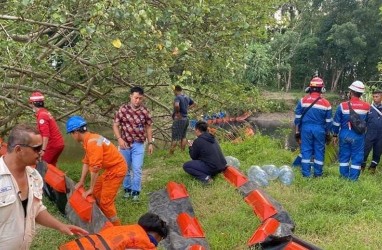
[59, 124, 115, 163]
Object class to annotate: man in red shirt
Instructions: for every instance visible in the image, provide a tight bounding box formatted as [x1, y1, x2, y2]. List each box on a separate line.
[29, 92, 65, 166]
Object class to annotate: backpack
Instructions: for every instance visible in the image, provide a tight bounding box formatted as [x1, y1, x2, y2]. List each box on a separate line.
[348, 102, 367, 134]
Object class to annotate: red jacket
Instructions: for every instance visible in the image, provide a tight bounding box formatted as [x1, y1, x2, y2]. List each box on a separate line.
[36, 108, 64, 148]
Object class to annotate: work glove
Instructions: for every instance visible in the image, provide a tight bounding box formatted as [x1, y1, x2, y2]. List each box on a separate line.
[294, 133, 301, 144]
[325, 133, 332, 145]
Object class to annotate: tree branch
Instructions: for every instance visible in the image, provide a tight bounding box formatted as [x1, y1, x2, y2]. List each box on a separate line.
[0, 15, 78, 30]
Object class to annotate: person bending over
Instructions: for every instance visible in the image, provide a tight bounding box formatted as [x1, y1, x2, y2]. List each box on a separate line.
[59, 212, 168, 250]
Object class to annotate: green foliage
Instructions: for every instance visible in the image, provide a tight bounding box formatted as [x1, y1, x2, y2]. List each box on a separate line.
[244, 0, 382, 92]
[327, 22, 367, 65]
[244, 43, 274, 86]
[0, 0, 285, 135]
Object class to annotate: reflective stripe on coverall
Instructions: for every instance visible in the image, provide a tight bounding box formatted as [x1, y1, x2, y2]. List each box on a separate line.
[294, 92, 332, 177]
[82, 133, 127, 224]
[332, 97, 370, 180]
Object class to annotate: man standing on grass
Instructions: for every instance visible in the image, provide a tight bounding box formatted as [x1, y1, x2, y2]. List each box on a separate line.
[183, 121, 227, 184]
[294, 77, 332, 178]
[113, 86, 154, 201]
[361, 89, 382, 174]
[332, 81, 370, 181]
[169, 85, 195, 155]
[0, 124, 87, 249]
[66, 116, 127, 226]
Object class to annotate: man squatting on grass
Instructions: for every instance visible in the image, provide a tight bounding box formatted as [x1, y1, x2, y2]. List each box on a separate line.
[0, 124, 88, 249]
[183, 121, 227, 184]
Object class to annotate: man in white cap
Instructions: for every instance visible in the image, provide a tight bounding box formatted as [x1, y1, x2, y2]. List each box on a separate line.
[332, 81, 370, 180]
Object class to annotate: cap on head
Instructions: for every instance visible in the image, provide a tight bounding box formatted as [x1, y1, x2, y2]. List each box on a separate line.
[29, 92, 45, 103]
[66, 116, 87, 133]
[309, 77, 324, 88]
[348, 80, 365, 93]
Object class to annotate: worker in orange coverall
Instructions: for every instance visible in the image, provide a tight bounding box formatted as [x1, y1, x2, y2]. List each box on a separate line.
[59, 212, 168, 250]
[66, 115, 127, 226]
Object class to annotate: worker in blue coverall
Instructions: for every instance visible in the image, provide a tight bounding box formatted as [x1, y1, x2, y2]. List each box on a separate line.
[332, 81, 370, 181]
[361, 89, 382, 174]
[294, 77, 332, 177]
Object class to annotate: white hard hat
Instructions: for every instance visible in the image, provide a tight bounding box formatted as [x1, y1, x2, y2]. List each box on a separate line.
[348, 80, 365, 93]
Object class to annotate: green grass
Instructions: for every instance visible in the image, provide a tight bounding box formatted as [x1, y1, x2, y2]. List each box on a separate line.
[32, 135, 382, 250]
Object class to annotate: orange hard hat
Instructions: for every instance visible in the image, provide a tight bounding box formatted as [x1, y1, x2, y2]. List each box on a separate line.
[29, 91, 45, 102]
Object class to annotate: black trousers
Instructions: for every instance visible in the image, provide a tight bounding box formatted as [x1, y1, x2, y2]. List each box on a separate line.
[364, 131, 382, 168]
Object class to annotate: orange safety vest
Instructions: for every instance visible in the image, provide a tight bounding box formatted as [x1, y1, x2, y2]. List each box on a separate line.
[59, 224, 156, 250]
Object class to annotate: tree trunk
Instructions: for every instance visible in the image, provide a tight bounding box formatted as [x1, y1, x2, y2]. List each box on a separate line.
[285, 68, 292, 92]
[277, 72, 281, 90]
[331, 68, 344, 92]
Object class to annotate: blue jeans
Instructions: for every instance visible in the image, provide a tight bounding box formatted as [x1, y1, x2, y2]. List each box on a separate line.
[120, 142, 145, 192]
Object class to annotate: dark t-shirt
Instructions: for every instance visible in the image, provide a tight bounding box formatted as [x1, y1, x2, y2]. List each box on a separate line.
[173, 94, 194, 118]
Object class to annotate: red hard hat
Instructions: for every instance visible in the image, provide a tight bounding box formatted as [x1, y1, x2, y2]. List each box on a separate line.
[309, 77, 324, 88]
[29, 91, 44, 102]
